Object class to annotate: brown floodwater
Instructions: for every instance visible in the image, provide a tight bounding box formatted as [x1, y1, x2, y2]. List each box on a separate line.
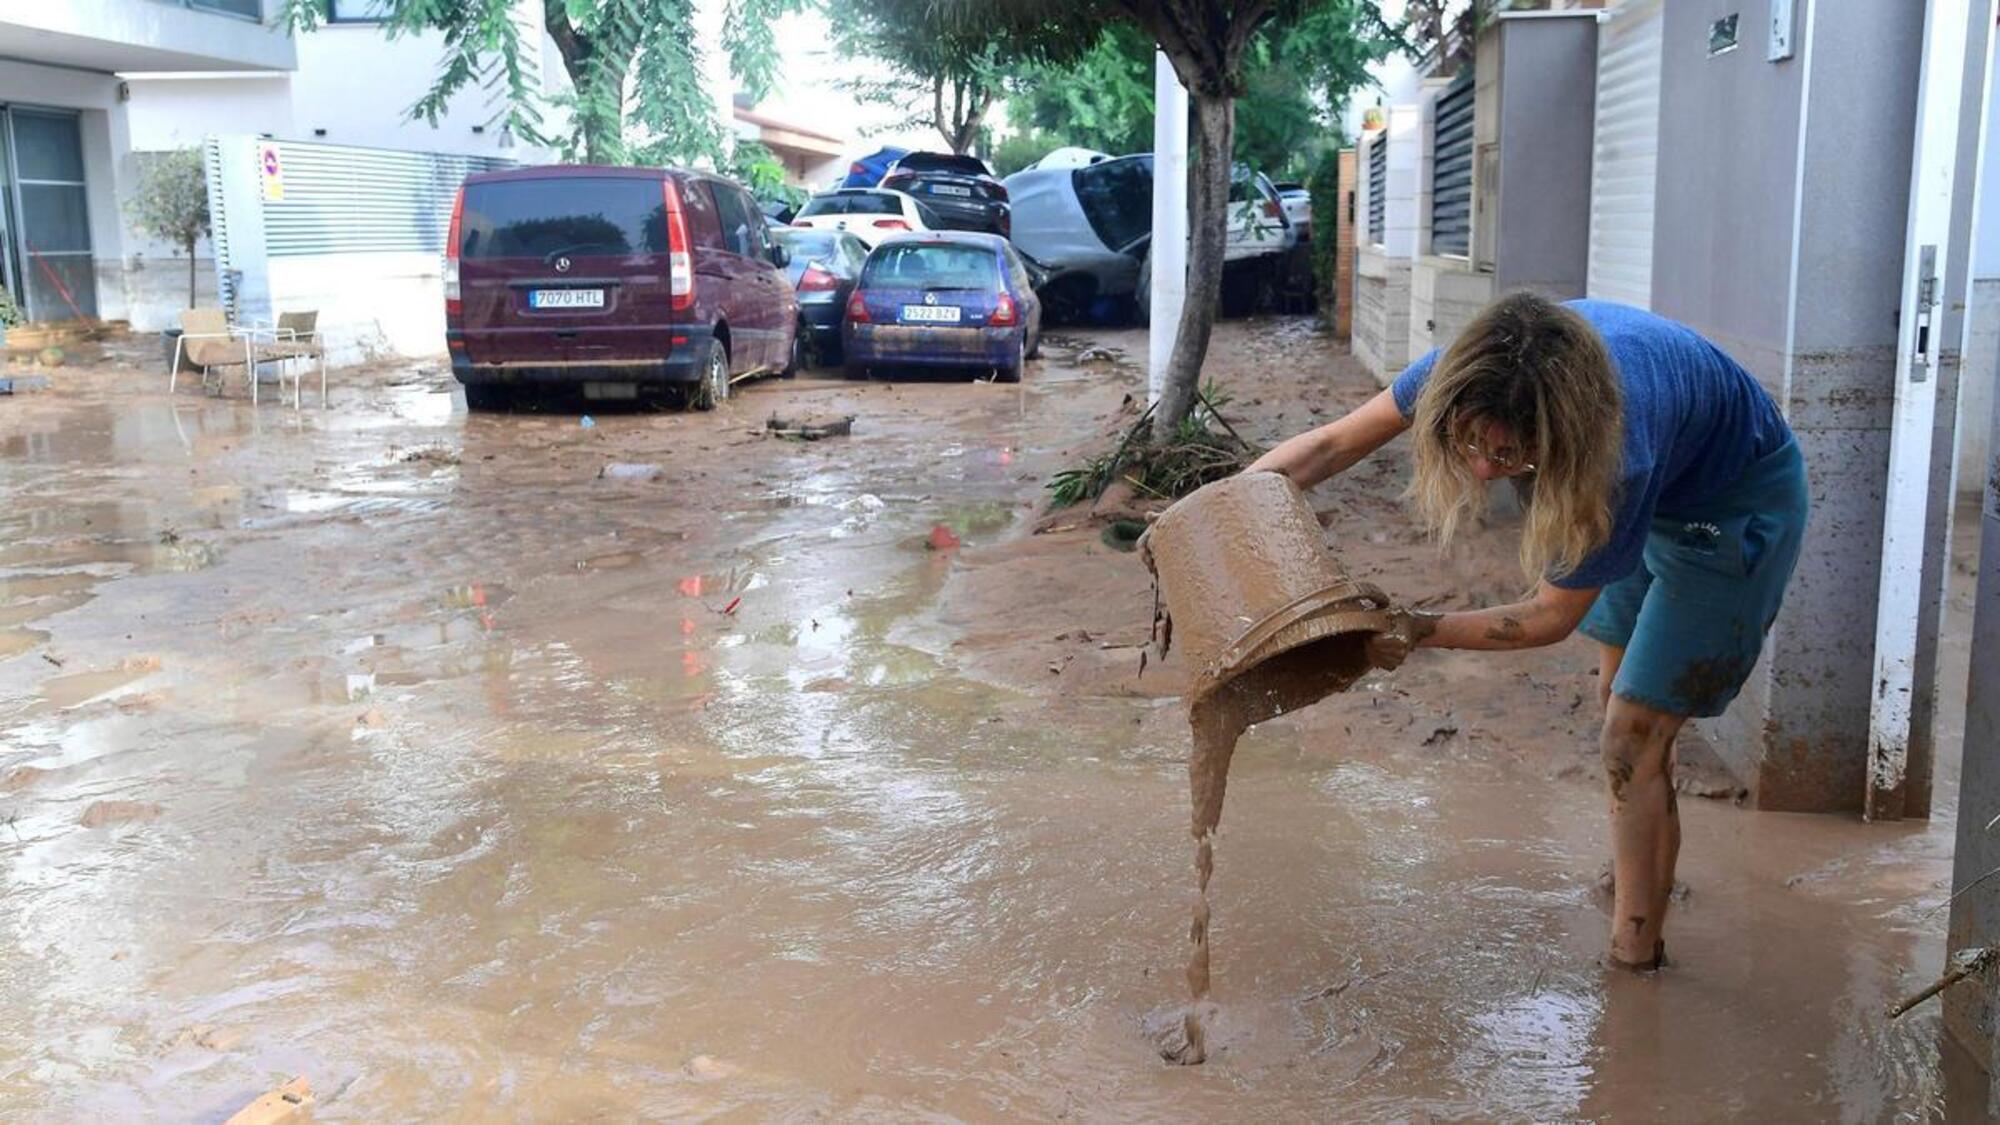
[0, 330, 1982, 1120]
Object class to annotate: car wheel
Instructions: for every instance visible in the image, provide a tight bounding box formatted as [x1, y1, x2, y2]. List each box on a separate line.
[1025, 326, 1041, 360]
[462, 383, 514, 412]
[782, 324, 805, 379]
[691, 339, 730, 411]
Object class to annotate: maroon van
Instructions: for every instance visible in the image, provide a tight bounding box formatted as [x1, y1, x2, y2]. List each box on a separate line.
[445, 165, 801, 411]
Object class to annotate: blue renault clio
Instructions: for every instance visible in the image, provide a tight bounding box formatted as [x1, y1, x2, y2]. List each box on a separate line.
[842, 232, 1042, 383]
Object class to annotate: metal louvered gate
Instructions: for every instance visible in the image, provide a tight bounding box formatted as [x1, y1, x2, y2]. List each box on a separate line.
[1366, 133, 1386, 244]
[1429, 70, 1474, 258]
[202, 135, 512, 355]
[1586, 0, 1663, 308]
[261, 141, 509, 258]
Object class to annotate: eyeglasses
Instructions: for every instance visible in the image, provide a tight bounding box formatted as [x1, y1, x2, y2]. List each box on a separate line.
[1461, 441, 1535, 473]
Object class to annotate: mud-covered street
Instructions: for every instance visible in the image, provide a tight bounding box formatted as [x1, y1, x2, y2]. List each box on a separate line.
[0, 321, 1979, 1119]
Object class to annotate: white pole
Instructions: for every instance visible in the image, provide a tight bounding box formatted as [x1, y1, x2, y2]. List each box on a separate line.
[1150, 50, 1188, 407]
[1867, 0, 1976, 818]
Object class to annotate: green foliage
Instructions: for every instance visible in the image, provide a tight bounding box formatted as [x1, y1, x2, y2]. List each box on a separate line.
[1013, 25, 1153, 157]
[1306, 145, 1343, 328]
[1045, 381, 1256, 508]
[0, 287, 23, 329]
[828, 5, 1041, 155]
[283, 0, 803, 169]
[989, 129, 1063, 178]
[125, 147, 211, 307]
[1005, 3, 1395, 180]
[726, 141, 805, 210]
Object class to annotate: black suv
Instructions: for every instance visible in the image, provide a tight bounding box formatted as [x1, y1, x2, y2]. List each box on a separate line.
[881, 152, 1010, 237]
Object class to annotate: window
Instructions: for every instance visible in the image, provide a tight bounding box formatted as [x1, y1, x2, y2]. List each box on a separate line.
[189, 0, 262, 17]
[860, 243, 1000, 290]
[774, 229, 839, 260]
[326, 0, 394, 22]
[711, 185, 757, 257]
[1071, 156, 1151, 254]
[457, 178, 668, 259]
[683, 181, 724, 251]
[797, 192, 902, 217]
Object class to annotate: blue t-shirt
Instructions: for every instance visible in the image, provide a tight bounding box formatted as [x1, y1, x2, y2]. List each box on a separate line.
[1390, 299, 1791, 589]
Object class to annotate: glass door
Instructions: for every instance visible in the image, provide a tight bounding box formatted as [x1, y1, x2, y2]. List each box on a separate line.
[5, 107, 96, 321]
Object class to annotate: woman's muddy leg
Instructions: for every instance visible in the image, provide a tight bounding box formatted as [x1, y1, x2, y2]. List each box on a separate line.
[1601, 695, 1687, 965]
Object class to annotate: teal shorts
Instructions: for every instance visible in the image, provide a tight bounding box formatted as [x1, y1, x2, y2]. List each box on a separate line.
[1577, 439, 1809, 717]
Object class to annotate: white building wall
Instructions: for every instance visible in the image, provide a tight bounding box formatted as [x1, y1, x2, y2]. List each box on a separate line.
[1960, 39, 2000, 496]
[116, 1, 565, 333]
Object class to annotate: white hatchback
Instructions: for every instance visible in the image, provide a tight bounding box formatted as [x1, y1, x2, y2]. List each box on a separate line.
[790, 188, 933, 248]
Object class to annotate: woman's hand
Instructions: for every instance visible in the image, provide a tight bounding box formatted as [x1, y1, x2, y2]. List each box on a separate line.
[1365, 610, 1441, 670]
[1245, 389, 1410, 490]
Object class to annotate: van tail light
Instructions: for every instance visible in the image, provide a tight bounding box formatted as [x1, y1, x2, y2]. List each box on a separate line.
[1263, 199, 1282, 220]
[846, 291, 870, 323]
[663, 178, 695, 311]
[989, 292, 1018, 327]
[443, 186, 464, 317]
[850, 161, 865, 176]
[799, 262, 840, 292]
[883, 172, 913, 190]
[872, 219, 910, 231]
[998, 209, 1011, 237]
[988, 182, 1009, 202]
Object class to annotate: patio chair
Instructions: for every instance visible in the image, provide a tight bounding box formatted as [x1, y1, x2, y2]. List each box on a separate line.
[265, 310, 327, 408]
[169, 308, 291, 404]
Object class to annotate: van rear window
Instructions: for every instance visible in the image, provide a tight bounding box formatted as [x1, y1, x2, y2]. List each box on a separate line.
[459, 178, 667, 259]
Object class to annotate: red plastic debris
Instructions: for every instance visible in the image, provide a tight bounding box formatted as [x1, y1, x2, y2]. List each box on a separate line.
[722, 597, 742, 615]
[927, 524, 962, 551]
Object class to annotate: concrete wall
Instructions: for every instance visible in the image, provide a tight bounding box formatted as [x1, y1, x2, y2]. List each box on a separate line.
[1355, 247, 1412, 383]
[1410, 257, 1494, 361]
[1653, 0, 1926, 812]
[1493, 13, 1597, 297]
[1352, 107, 1421, 383]
[268, 252, 445, 366]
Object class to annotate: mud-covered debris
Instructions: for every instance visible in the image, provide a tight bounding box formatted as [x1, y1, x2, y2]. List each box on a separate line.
[767, 414, 854, 441]
[599, 462, 662, 481]
[401, 445, 461, 466]
[927, 524, 962, 551]
[224, 1075, 312, 1124]
[1422, 725, 1459, 747]
[1075, 346, 1119, 363]
[683, 1054, 739, 1081]
[79, 800, 163, 828]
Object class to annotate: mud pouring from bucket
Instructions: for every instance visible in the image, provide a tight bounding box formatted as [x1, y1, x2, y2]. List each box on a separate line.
[1139, 470, 1407, 1065]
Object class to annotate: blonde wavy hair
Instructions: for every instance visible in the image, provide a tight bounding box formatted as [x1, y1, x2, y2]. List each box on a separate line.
[1408, 292, 1623, 582]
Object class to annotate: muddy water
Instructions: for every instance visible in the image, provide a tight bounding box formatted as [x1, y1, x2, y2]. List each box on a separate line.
[1142, 473, 1393, 1064]
[0, 337, 1982, 1119]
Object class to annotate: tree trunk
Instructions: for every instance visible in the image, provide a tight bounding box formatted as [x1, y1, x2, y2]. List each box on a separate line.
[186, 236, 197, 309]
[1153, 91, 1233, 443]
[545, 7, 624, 164]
